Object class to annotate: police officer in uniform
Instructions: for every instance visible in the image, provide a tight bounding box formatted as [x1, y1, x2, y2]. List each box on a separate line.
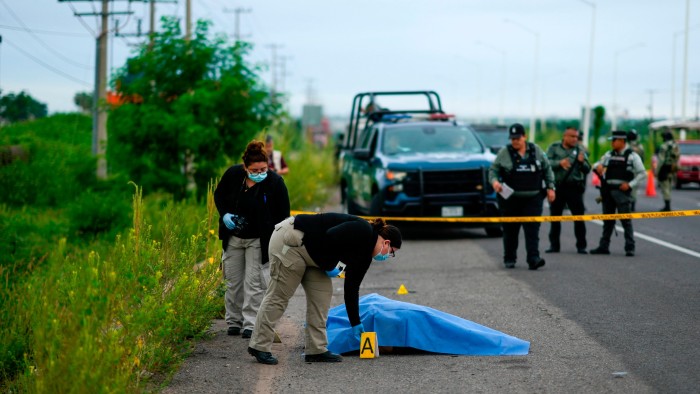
[626, 129, 645, 211]
[656, 130, 679, 211]
[489, 123, 556, 270]
[590, 130, 646, 257]
[545, 126, 591, 254]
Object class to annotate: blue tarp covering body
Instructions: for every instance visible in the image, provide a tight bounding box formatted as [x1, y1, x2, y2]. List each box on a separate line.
[327, 293, 529, 356]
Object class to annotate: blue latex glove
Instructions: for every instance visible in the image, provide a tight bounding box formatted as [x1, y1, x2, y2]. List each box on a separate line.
[325, 267, 342, 277]
[223, 213, 237, 230]
[352, 323, 365, 340]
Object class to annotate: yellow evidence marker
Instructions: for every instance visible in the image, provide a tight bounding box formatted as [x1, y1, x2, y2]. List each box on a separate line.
[360, 332, 379, 359]
[397, 284, 409, 295]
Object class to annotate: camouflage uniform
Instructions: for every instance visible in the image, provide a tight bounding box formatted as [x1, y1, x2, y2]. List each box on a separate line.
[545, 141, 591, 253]
[656, 139, 680, 210]
[627, 140, 645, 211]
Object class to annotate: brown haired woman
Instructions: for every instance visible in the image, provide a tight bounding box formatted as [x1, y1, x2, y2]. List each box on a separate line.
[247, 213, 402, 365]
[214, 140, 290, 339]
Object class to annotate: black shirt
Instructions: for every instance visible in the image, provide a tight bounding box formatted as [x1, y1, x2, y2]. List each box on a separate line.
[214, 164, 290, 263]
[294, 213, 377, 326]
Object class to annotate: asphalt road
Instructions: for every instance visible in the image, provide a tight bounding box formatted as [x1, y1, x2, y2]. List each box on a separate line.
[164, 183, 699, 394]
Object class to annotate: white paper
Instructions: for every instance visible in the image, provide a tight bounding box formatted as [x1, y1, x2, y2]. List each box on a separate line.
[499, 183, 514, 200]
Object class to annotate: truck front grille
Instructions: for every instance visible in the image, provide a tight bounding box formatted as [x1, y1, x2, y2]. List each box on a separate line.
[403, 168, 485, 196]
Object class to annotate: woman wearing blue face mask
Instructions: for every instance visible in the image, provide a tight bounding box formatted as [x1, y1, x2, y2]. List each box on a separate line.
[214, 140, 290, 340]
[248, 213, 402, 365]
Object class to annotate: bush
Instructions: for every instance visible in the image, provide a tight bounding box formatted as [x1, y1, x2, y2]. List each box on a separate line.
[66, 187, 132, 240]
[2, 186, 222, 392]
[0, 114, 94, 208]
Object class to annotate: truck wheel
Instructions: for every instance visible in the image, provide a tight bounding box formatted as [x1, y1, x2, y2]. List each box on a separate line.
[485, 226, 503, 237]
[369, 194, 383, 216]
[344, 187, 358, 215]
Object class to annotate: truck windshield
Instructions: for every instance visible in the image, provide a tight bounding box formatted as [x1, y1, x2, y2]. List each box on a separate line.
[382, 125, 483, 155]
[679, 143, 700, 155]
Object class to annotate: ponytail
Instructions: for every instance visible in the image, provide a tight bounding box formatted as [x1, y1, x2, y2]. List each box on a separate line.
[371, 218, 402, 248]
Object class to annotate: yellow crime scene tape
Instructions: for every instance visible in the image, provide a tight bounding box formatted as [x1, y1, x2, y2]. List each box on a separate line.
[290, 209, 700, 223]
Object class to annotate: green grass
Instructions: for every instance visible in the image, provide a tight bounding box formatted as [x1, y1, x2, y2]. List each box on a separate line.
[1, 114, 339, 392]
[2, 185, 223, 393]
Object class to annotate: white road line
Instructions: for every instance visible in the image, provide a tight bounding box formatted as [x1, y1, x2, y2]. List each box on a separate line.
[591, 220, 700, 259]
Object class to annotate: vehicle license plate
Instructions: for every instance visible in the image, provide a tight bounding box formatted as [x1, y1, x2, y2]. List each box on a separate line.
[441, 206, 463, 217]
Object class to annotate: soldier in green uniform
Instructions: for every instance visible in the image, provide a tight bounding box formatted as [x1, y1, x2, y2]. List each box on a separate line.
[590, 130, 646, 257]
[626, 129, 645, 211]
[655, 130, 680, 212]
[489, 123, 556, 270]
[545, 126, 591, 254]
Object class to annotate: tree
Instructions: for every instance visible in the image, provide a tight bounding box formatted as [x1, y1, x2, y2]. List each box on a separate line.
[73, 91, 93, 114]
[107, 18, 282, 199]
[0, 90, 48, 123]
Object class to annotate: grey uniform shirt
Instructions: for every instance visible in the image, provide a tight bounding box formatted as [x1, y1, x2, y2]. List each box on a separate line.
[489, 142, 555, 198]
[546, 142, 591, 184]
[594, 146, 646, 189]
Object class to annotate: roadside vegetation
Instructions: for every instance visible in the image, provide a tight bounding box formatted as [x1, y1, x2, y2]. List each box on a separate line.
[0, 18, 337, 393]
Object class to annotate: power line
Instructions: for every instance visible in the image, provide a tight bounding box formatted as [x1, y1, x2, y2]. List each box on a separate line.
[0, 24, 89, 37]
[0, 0, 92, 69]
[67, 2, 98, 36]
[4, 40, 91, 87]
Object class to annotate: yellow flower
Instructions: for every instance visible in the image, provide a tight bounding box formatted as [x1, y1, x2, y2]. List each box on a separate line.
[209, 229, 215, 235]
[133, 357, 140, 367]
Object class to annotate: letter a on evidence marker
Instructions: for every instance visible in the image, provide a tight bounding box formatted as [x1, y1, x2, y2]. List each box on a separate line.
[360, 332, 378, 359]
[397, 284, 409, 295]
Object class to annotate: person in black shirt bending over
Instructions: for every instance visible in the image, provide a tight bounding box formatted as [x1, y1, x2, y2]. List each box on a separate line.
[247, 213, 402, 365]
[214, 140, 290, 339]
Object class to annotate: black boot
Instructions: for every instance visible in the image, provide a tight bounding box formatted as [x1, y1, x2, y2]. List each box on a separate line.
[661, 200, 671, 212]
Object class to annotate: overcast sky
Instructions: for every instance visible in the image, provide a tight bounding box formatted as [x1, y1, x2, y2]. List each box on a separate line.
[0, 0, 698, 123]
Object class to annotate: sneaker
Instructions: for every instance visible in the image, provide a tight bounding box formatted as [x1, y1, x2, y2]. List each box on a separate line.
[504, 261, 516, 269]
[625, 250, 635, 257]
[545, 248, 560, 253]
[304, 351, 343, 362]
[589, 247, 610, 255]
[241, 329, 252, 339]
[248, 347, 278, 365]
[528, 258, 545, 271]
[227, 326, 241, 336]
[577, 249, 588, 254]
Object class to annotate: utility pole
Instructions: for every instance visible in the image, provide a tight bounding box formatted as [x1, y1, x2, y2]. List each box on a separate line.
[266, 44, 283, 101]
[279, 55, 293, 93]
[185, 0, 192, 41]
[646, 89, 657, 121]
[223, 7, 252, 42]
[96, 0, 109, 178]
[62, 0, 176, 178]
[681, 0, 690, 120]
[67, 0, 116, 179]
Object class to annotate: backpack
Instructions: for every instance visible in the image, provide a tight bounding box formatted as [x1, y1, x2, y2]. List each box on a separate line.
[669, 142, 680, 164]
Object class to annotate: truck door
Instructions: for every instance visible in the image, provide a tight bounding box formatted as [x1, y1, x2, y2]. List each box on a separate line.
[351, 127, 379, 212]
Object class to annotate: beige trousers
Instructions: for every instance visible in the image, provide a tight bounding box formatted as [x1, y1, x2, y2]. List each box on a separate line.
[660, 177, 673, 200]
[222, 237, 269, 331]
[249, 217, 333, 355]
